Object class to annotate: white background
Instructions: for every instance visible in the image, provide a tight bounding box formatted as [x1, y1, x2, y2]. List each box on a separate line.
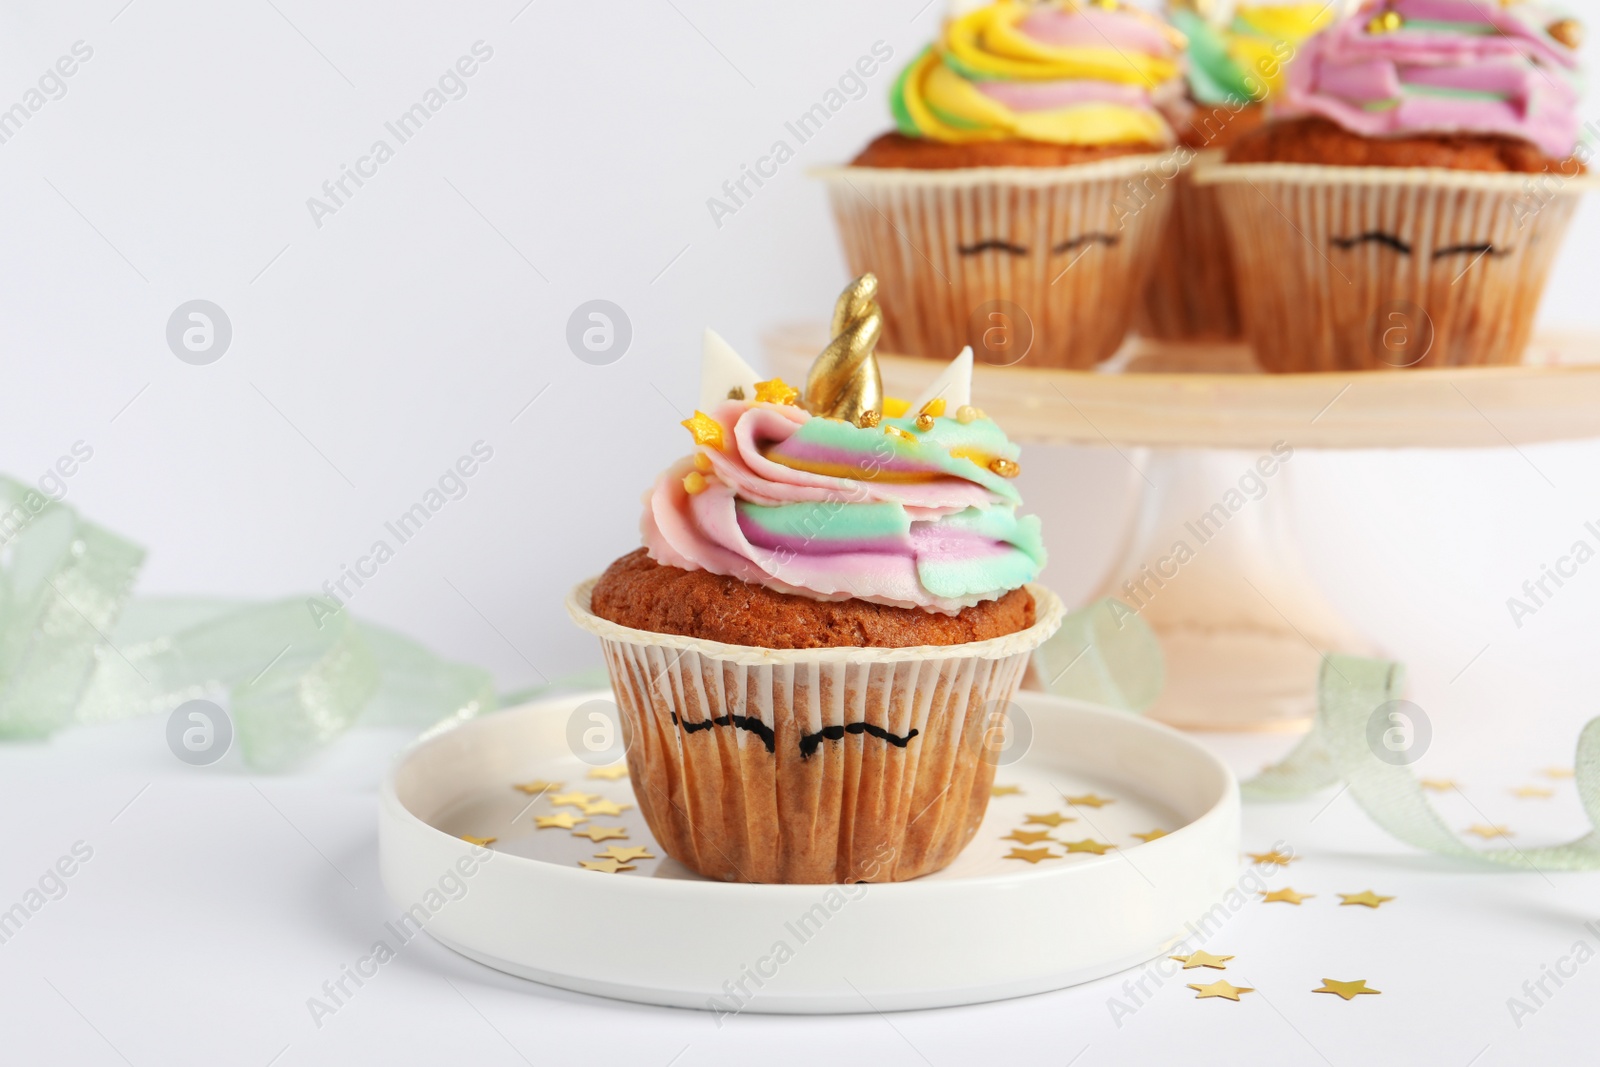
[3, 1, 1600, 1062]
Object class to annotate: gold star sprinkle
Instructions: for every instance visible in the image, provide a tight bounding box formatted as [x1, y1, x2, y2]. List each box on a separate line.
[1003, 829, 1056, 845]
[856, 409, 881, 428]
[955, 405, 981, 424]
[1420, 778, 1457, 792]
[1247, 849, 1295, 867]
[513, 780, 561, 795]
[1543, 767, 1576, 780]
[884, 425, 914, 443]
[1261, 887, 1314, 905]
[572, 825, 629, 843]
[989, 457, 1020, 478]
[596, 845, 656, 863]
[681, 410, 726, 451]
[1004, 847, 1058, 864]
[683, 471, 709, 495]
[1025, 812, 1072, 827]
[1512, 785, 1555, 799]
[460, 835, 497, 847]
[1062, 839, 1116, 855]
[1314, 978, 1381, 1000]
[991, 784, 1022, 797]
[578, 858, 636, 874]
[1132, 829, 1168, 842]
[587, 764, 629, 780]
[1065, 793, 1114, 809]
[753, 378, 800, 405]
[1339, 891, 1395, 909]
[1171, 950, 1234, 970]
[920, 398, 947, 418]
[1548, 17, 1582, 49]
[549, 791, 599, 808]
[1188, 980, 1253, 1001]
[534, 812, 585, 830]
[579, 799, 633, 817]
[1467, 824, 1514, 840]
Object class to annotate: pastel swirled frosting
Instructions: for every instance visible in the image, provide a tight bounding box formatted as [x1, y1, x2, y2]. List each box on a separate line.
[1171, 2, 1334, 105]
[1278, 0, 1585, 160]
[892, 0, 1188, 146]
[644, 397, 1046, 615]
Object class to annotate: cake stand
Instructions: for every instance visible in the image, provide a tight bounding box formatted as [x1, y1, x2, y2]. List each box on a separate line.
[765, 326, 1600, 730]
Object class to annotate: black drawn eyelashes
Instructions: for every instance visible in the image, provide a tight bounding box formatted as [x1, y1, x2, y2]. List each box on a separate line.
[1432, 243, 1507, 259]
[669, 710, 920, 759]
[956, 233, 1121, 256]
[1330, 233, 1512, 259]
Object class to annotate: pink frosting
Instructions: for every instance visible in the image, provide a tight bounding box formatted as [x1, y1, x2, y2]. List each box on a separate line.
[1277, 0, 1584, 159]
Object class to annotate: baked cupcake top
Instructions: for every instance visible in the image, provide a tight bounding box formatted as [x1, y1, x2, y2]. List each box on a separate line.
[1276, 0, 1585, 160]
[890, 0, 1188, 146]
[1171, 0, 1334, 105]
[643, 276, 1046, 616]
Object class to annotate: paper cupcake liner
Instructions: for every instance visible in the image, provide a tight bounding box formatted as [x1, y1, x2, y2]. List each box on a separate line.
[1135, 149, 1243, 342]
[815, 155, 1181, 369]
[567, 580, 1065, 884]
[1197, 161, 1596, 371]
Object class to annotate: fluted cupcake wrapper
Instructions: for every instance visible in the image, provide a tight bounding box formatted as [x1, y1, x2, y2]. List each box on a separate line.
[814, 155, 1181, 369]
[1198, 161, 1597, 372]
[568, 580, 1064, 884]
[1136, 149, 1243, 342]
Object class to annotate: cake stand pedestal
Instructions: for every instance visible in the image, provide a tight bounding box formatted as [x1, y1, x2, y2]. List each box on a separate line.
[765, 326, 1600, 730]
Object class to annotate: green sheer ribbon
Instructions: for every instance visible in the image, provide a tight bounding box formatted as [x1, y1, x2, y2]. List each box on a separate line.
[1032, 598, 1165, 713]
[0, 477, 501, 770]
[1244, 653, 1600, 871]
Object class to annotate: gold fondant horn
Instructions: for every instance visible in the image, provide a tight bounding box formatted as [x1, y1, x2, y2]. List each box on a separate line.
[804, 273, 884, 423]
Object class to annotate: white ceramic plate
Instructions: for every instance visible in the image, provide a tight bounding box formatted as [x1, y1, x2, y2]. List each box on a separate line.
[379, 689, 1239, 1014]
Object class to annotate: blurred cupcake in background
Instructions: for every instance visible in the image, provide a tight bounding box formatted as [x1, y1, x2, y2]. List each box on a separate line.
[1137, 0, 1334, 341]
[1203, 0, 1593, 371]
[816, 0, 1188, 369]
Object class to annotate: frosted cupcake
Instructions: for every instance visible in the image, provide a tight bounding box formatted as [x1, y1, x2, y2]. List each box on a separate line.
[568, 276, 1062, 884]
[1202, 0, 1592, 370]
[1137, 0, 1333, 340]
[816, 0, 1187, 369]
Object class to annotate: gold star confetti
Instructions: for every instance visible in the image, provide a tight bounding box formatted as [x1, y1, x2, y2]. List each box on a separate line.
[579, 799, 633, 817]
[1247, 849, 1295, 867]
[1003, 829, 1055, 845]
[1420, 778, 1457, 792]
[1543, 767, 1576, 780]
[572, 825, 629, 843]
[753, 378, 799, 405]
[1132, 829, 1168, 842]
[549, 791, 599, 808]
[513, 780, 561, 795]
[1062, 839, 1116, 855]
[535, 812, 585, 830]
[681, 410, 726, 451]
[1467, 824, 1514, 840]
[1170, 950, 1233, 970]
[1261, 887, 1314, 905]
[1187, 980, 1253, 1001]
[1512, 785, 1555, 799]
[459, 835, 497, 847]
[1065, 793, 1114, 809]
[1339, 890, 1395, 909]
[596, 846, 655, 863]
[1025, 812, 1072, 827]
[991, 784, 1022, 797]
[578, 858, 636, 874]
[1004, 847, 1058, 864]
[587, 765, 629, 781]
[1314, 978, 1381, 1001]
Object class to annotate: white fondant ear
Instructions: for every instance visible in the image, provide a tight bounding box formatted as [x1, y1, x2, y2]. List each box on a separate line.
[908, 346, 973, 414]
[699, 329, 761, 410]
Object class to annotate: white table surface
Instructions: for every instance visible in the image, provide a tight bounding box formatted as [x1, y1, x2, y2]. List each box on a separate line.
[4, 701, 1596, 1067]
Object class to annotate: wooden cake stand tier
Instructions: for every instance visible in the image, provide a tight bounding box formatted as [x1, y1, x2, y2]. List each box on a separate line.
[764, 328, 1600, 731]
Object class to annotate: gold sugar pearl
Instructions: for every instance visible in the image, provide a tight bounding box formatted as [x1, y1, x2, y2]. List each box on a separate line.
[1548, 18, 1582, 49]
[989, 457, 1020, 478]
[857, 409, 882, 428]
[683, 471, 709, 495]
[1366, 10, 1403, 32]
[955, 405, 981, 424]
[914, 412, 936, 432]
[692, 453, 713, 474]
